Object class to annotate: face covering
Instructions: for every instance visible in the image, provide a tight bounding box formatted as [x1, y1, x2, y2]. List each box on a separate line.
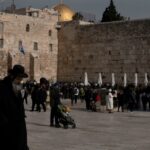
[12, 83, 23, 95]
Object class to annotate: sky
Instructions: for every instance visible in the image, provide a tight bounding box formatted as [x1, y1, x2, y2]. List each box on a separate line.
[0, 0, 150, 21]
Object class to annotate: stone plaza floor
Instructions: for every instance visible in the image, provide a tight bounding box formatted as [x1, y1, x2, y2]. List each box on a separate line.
[25, 99, 150, 150]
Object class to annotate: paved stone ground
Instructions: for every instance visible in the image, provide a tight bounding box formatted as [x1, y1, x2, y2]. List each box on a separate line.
[25, 98, 150, 150]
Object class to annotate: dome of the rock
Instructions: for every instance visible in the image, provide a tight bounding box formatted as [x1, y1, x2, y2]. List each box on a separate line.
[53, 4, 75, 22]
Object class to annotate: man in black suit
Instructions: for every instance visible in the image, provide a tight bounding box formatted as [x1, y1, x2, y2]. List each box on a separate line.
[0, 64, 29, 150]
[50, 84, 61, 127]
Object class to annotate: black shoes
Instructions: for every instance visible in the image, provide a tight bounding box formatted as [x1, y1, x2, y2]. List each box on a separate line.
[50, 124, 61, 128]
[55, 124, 61, 128]
[50, 124, 54, 127]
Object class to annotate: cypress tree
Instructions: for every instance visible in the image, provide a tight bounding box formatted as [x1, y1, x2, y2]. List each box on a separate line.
[101, 0, 124, 22]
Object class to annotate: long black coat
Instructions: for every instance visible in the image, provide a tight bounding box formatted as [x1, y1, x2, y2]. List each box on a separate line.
[36, 87, 47, 103]
[50, 87, 61, 108]
[0, 76, 29, 150]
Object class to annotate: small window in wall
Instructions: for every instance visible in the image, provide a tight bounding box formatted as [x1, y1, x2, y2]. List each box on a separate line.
[34, 42, 38, 50]
[28, 12, 32, 16]
[0, 39, 4, 48]
[49, 30, 52, 36]
[49, 44, 53, 51]
[26, 24, 30, 32]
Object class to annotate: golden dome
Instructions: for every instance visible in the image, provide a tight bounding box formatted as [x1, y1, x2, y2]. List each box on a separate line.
[53, 4, 75, 22]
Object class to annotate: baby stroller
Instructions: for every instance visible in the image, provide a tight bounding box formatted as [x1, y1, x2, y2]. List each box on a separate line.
[57, 104, 76, 129]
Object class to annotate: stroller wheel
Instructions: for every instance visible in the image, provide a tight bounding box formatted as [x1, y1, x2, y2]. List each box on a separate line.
[64, 125, 68, 129]
[72, 123, 76, 129]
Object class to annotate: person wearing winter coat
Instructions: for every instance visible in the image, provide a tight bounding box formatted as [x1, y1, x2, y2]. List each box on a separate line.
[36, 78, 48, 112]
[50, 85, 61, 127]
[0, 64, 29, 150]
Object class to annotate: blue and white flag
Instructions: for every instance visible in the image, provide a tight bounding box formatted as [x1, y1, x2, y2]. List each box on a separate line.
[19, 41, 25, 54]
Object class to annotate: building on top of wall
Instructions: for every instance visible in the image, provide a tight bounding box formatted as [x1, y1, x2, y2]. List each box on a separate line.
[26, 7, 58, 19]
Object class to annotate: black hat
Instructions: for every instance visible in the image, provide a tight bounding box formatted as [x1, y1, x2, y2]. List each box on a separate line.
[11, 64, 28, 78]
[40, 77, 48, 84]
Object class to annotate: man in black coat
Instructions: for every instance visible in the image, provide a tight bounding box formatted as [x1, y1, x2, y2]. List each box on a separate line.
[0, 64, 29, 150]
[50, 85, 61, 127]
[36, 78, 48, 112]
[125, 85, 136, 112]
[84, 87, 93, 110]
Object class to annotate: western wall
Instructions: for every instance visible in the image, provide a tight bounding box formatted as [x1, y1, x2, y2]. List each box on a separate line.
[57, 20, 150, 85]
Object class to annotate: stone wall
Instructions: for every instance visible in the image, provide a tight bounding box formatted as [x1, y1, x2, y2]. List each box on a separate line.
[0, 51, 7, 78]
[0, 12, 58, 53]
[58, 20, 150, 85]
[0, 12, 58, 81]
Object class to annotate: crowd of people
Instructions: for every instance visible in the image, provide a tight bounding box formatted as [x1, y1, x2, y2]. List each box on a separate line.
[1, 64, 150, 150]
[23, 79, 150, 115]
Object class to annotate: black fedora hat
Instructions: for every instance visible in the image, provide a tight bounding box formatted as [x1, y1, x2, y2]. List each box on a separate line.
[40, 77, 48, 84]
[11, 64, 28, 78]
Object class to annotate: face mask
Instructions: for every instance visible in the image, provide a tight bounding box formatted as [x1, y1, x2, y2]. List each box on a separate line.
[12, 83, 22, 94]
